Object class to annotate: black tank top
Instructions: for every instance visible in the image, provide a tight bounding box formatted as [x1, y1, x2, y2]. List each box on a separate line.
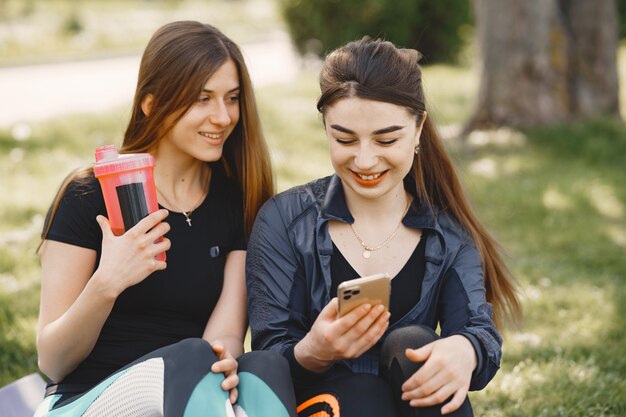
[330, 234, 427, 324]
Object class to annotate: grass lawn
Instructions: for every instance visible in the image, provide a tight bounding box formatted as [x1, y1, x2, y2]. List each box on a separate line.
[1, 42, 626, 417]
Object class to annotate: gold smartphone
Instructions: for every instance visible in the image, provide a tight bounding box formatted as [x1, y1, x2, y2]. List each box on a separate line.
[337, 273, 391, 317]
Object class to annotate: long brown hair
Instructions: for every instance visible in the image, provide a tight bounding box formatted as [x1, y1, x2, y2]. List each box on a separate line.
[317, 37, 521, 328]
[41, 21, 273, 243]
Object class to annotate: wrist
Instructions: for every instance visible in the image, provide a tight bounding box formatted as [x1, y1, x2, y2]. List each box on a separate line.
[294, 335, 334, 373]
[89, 268, 122, 301]
[453, 334, 478, 371]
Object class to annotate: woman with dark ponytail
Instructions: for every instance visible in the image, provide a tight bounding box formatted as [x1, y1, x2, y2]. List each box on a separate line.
[247, 37, 521, 416]
[35, 21, 296, 417]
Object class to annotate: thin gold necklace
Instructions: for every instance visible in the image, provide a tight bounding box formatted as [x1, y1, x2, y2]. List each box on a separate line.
[157, 171, 211, 227]
[350, 197, 412, 259]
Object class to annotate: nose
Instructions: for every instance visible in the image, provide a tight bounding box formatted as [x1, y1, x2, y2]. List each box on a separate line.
[208, 100, 231, 127]
[354, 142, 378, 170]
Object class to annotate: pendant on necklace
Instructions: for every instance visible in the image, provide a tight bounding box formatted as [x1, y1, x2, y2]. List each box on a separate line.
[362, 250, 371, 259]
[182, 212, 192, 227]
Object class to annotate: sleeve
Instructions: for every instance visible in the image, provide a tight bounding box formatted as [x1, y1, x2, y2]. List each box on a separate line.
[45, 177, 105, 251]
[246, 198, 303, 353]
[246, 198, 349, 383]
[437, 236, 502, 391]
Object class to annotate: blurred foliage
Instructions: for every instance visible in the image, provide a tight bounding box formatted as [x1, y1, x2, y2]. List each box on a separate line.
[279, 0, 471, 64]
[617, 0, 626, 39]
[0, 0, 281, 65]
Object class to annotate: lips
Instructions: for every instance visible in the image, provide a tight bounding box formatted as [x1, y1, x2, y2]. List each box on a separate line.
[351, 170, 387, 186]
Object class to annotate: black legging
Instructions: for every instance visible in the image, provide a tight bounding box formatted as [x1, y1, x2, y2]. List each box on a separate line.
[296, 326, 473, 417]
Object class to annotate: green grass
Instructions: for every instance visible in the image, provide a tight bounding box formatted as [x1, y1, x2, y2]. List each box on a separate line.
[2, 41, 626, 417]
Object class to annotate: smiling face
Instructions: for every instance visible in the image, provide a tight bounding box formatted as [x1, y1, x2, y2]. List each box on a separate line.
[324, 97, 424, 202]
[161, 59, 241, 162]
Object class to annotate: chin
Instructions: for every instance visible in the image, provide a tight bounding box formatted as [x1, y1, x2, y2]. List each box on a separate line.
[196, 149, 224, 163]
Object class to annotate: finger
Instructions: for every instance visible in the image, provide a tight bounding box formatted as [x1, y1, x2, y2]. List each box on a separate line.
[211, 358, 238, 374]
[210, 340, 225, 356]
[221, 373, 239, 391]
[145, 221, 170, 242]
[318, 298, 341, 320]
[406, 343, 433, 364]
[229, 387, 238, 404]
[346, 304, 387, 339]
[132, 209, 169, 234]
[350, 310, 390, 354]
[402, 353, 437, 392]
[151, 238, 171, 257]
[153, 259, 167, 271]
[402, 369, 447, 400]
[332, 303, 373, 335]
[96, 215, 114, 238]
[408, 381, 456, 408]
[441, 388, 468, 415]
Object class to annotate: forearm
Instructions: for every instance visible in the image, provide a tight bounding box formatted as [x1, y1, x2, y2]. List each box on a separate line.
[37, 270, 117, 382]
[219, 335, 244, 359]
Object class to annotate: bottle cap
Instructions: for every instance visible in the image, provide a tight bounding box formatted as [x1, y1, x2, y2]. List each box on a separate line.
[94, 145, 155, 177]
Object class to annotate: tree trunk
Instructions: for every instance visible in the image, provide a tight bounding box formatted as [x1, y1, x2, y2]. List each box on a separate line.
[467, 0, 620, 130]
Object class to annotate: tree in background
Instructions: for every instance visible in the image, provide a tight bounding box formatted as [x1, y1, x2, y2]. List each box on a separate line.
[467, 0, 621, 129]
[617, 1, 626, 39]
[280, 0, 470, 64]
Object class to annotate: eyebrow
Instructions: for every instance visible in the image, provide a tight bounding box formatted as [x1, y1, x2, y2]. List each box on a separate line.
[330, 124, 405, 135]
[202, 87, 241, 94]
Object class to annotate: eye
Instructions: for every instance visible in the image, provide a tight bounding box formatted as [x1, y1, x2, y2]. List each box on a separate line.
[227, 94, 240, 103]
[198, 96, 210, 103]
[335, 138, 356, 145]
[377, 139, 398, 145]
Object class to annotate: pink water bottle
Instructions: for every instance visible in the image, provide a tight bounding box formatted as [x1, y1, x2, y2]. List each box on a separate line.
[94, 145, 165, 261]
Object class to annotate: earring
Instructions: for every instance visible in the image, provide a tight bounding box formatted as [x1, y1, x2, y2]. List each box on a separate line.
[414, 144, 420, 154]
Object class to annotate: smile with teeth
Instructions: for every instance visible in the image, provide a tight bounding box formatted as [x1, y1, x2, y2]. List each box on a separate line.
[199, 132, 223, 139]
[356, 172, 383, 180]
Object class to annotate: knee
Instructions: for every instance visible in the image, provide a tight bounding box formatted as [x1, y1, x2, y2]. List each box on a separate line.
[380, 325, 438, 367]
[238, 350, 290, 377]
[173, 338, 218, 362]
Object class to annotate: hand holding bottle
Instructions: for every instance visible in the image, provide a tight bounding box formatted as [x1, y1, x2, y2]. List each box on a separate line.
[94, 209, 171, 297]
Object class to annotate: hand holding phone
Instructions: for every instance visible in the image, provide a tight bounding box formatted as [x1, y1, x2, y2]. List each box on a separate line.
[337, 273, 391, 317]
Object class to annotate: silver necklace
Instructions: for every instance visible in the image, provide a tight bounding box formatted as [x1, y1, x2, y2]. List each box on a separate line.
[158, 190, 206, 227]
[350, 198, 412, 259]
[157, 173, 210, 227]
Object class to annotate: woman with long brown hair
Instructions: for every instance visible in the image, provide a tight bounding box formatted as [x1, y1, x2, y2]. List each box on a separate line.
[247, 37, 522, 416]
[34, 21, 296, 417]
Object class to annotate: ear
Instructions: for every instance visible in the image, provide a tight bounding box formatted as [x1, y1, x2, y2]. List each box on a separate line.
[414, 111, 427, 144]
[141, 93, 155, 117]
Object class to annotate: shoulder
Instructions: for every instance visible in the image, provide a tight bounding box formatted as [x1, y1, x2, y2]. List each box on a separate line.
[45, 169, 104, 250]
[260, 176, 332, 227]
[58, 171, 103, 208]
[435, 210, 473, 247]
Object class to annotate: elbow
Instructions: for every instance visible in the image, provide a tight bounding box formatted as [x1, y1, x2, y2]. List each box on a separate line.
[36, 338, 68, 383]
[37, 356, 62, 383]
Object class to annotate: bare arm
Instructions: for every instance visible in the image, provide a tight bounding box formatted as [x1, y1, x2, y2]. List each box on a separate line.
[36, 241, 115, 382]
[202, 250, 247, 403]
[37, 210, 170, 382]
[202, 250, 247, 357]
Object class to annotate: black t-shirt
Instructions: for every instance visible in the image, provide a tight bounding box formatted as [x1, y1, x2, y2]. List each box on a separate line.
[330, 234, 426, 324]
[44, 164, 245, 394]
